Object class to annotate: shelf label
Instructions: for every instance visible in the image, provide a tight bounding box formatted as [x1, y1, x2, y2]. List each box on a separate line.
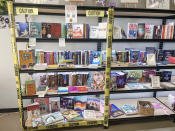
[86, 10, 105, 17]
[59, 38, 66, 47]
[16, 7, 38, 15]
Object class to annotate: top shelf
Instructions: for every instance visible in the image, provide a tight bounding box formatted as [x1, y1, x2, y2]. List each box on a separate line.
[14, 3, 175, 19]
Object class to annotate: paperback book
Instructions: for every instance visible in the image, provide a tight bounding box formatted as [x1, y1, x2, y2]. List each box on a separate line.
[30, 22, 42, 38]
[16, 22, 29, 38]
[127, 23, 138, 39]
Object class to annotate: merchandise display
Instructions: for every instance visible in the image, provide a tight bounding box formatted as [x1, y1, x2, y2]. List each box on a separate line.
[7, 1, 175, 131]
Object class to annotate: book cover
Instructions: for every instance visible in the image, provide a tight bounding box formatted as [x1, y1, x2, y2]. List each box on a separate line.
[98, 22, 107, 38]
[137, 23, 145, 39]
[127, 23, 138, 39]
[92, 51, 102, 65]
[19, 50, 34, 68]
[86, 97, 100, 111]
[49, 97, 60, 113]
[146, 0, 170, 9]
[72, 24, 84, 38]
[27, 102, 40, 120]
[126, 70, 143, 83]
[30, 22, 42, 38]
[130, 50, 140, 63]
[34, 98, 50, 114]
[25, 80, 36, 96]
[74, 96, 87, 111]
[65, 5, 77, 23]
[162, 71, 172, 82]
[91, 72, 105, 91]
[110, 104, 124, 117]
[151, 76, 160, 88]
[145, 25, 154, 39]
[66, 23, 73, 39]
[60, 97, 74, 110]
[113, 26, 122, 39]
[147, 54, 156, 66]
[90, 26, 99, 39]
[116, 72, 127, 88]
[121, 104, 138, 115]
[16, 22, 29, 38]
[83, 110, 96, 120]
[111, 73, 118, 91]
[146, 47, 156, 54]
[62, 110, 80, 121]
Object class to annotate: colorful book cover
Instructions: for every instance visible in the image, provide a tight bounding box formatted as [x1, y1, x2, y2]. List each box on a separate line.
[49, 98, 60, 113]
[19, 50, 34, 68]
[74, 96, 87, 111]
[163, 50, 175, 64]
[130, 50, 140, 63]
[72, 24, 84, 38]
[137, 23, 145, 39]
[91, 72, 105, 91]
[116, 72, 127, 88]
[66, 23, 73, 39]
[121, 104, 138, 115]
[83, 110, 96, 120]
[110, 104, 124, 117]
[86, 97, 100, 111]
[111, 73, 118, 91]
[60, 97, 74, 110]
[62, 110, 80, 121]
[126, 70, 143, 83]
[65, 5, 77, 23]
[92, 51, 102, 65]
[16, 22, 29, 38]
[25, 80, 36, 96]
[145, 25, 154, 39]
[146, 47, 156, 54]
[61, 24, 66, 38]
[162, 71, 172, 82]
[30, 22, 42, 38]
[90, 26, 99, 39]
[127, 23, 138, 39]
[34, 98, 50, 114]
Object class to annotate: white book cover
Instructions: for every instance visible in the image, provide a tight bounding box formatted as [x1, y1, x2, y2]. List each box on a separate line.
[84, 110, 96, 120]
[147, 54, 156, 66]
[164, 25, 168, 39]
[90, 26, 99, 39]
[151, 76, 160, 88]
[65, 5, 77, 23]
[146, 0, 170, 9]
[113, 26, 122, 39]
[145, 25, 154, 39]
[98, 22, 107, 39]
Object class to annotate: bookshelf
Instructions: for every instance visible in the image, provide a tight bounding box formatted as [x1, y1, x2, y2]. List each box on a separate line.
[7, 1, 175, 131]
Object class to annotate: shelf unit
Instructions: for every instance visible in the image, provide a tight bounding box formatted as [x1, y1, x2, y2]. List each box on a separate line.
[7, 1, 175, 131]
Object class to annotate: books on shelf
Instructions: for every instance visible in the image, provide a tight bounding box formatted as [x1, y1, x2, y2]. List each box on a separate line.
[30, 22, 42, 38]
[16, 22, 29, 38]
[127, 23, 138, 39]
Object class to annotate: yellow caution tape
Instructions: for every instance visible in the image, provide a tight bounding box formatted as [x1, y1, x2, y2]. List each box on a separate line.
[16, 7, 38, 15]
[104, 7, 114, 128]
[86, 10, 105, 17]
[7, 2, 25, 131]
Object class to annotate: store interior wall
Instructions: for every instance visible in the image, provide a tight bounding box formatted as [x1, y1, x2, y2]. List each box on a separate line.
[0, 14, 175, 109]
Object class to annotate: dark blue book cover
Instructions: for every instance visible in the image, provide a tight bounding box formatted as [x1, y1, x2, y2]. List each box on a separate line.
[162, 71, 172, 82]
[130, 50, 140, 63]
[110, 104, 124, 117]
[16, 22, 29, 38]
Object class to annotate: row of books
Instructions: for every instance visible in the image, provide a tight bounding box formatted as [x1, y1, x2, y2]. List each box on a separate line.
[23, 70, 174, 96]
[16, 22, 107, 39]
[19, 48, 175, 68]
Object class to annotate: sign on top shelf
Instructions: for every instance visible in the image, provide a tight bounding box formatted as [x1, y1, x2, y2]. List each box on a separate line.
[146, 0, 170, 9]
[86, 10, 105, 17]
[16, 7, 38, 15]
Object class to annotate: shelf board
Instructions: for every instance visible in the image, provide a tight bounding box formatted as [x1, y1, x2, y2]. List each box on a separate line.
[13, 3, 175, 19]
[16, 38, 175, 43]
[109, 98, 175, 122]
[19, 65, 175, 73]
[22, 88, 175, 99]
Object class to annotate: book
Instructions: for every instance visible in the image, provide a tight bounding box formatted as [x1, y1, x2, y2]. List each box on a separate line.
[113, 26, 122, 39]
[126, 70, 143, 83]
[127, 23, 138, 39]
[91, 72, 105, 91]
[145, 25, 154, 39]
[27, 102, 40, 120]
[60, 97, 74, 110]
[25, 80, 36, 96]
[49, 98, 60, 113]
[151, 76, 160, 88]
[72, 24, 84, 38]
[127, 83, 150, 89]
[110, 104, 124, 117]
[137, 23, 145, 39]
[16, 22, 29, 38]
[162, 71, 172, 82]
[147, 54, 156, 66]
[121, 104, 138, 115]
[130, 50, 140, 63]
[146, 47, 156, 54]
[74, 96, 87, 111]
[146, 0, 170, 9]
[66, 23, 73, 39]
[83, 110, 96, 120]
[86, 97, 100, 111]
[90, 26, 99, 39]
[65, 5, 77, 23]
[30, 22, 42, 38]
[98, 22, 107, 38]
[19, 50, 34, 68]
[62, 110, 80, 121]
[34, 98, 50, 114]
[91, 51, 102, 65]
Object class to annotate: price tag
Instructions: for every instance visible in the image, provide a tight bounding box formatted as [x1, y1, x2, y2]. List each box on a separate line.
[16, 7, 38, 15]
[29, 38, 36, 47]
[86, 10, 105, 17]
[59, 38, 65, 47]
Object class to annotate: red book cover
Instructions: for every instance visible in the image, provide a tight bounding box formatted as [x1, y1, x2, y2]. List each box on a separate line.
[170, 25, 174, 39]
[42, 23, 52, 38]
[51, 23, 61, 38]
[34, 98, 50, 113]
[162, 25, 165, 39]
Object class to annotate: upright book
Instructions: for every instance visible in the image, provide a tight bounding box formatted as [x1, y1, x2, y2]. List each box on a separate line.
[30, 22, 42, 38]
[137, 23, 145, 39]
[127, 23, 138, 39]
[16, 22, 29, 38]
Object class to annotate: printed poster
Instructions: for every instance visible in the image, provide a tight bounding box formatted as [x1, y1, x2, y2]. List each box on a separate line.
[65, 5, 77, 23]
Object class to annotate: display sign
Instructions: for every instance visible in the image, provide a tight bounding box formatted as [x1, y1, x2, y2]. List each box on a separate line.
[16, 7, 38, 15]
[86, 10, 105, 17]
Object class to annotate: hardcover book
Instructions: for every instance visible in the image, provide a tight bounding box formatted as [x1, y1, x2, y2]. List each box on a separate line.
[83, 110, 96, 120]
[137, 23, 145, 39]
[49, 98, 60, 113]
[19, 50, 34, 68]
[65, 5, 77, 23]
[98, 22, 107, 38]
[92, 51, 102, 65]
[74, 96, 87, 111]
[145, 25, 154, 39]
[91, 72, 105, 91]
[25, 80, 36, 96]
[110, 104, 124, 117]
[113, 26, 122, 39]
[151, 76, 160, 88]
[66, 23, 73, 39]
[126, 70, 143, 83]
[162, 71, 172, 82]
[86, 97, 100, 111]
[72, 24, 84, 38]
[130, 50, 140, 63]
[90, 26, 99, 39]
[16, 22, 29, 38]
[147, 54, 156, 66]
[30, 22, 42, 38]
[34, 98, 50, 114]
[60, 97, 74, 110]
[62, 110, 80, 121]
[127, 23, 138, 39]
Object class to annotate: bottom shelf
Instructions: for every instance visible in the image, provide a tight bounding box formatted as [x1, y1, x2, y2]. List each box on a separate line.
[110, 98, 175, 121]
[157, 97, 175, 111]
[26, 120, 103, 130]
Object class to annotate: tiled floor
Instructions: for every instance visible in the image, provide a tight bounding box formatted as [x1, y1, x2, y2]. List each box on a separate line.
[0, 112, 175, 131]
